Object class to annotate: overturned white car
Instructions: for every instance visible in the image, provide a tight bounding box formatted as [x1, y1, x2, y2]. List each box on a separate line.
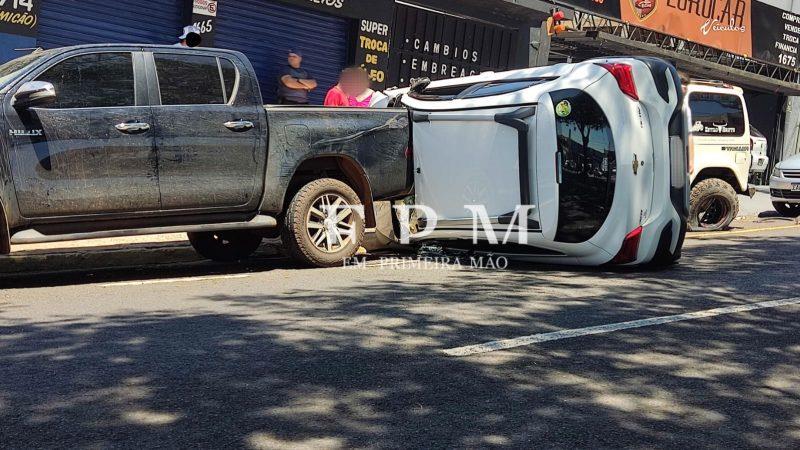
[399, 57, 690, 266]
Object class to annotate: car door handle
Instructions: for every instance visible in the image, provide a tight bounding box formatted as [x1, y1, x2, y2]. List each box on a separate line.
[224, 120, 254, 132]
[115, 122, 151, 134]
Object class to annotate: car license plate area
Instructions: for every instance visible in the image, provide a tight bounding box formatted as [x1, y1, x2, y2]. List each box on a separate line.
[792, 184, 800, 192]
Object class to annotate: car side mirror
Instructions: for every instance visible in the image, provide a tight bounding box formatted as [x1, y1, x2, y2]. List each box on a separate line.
[13, 81, 56, 109]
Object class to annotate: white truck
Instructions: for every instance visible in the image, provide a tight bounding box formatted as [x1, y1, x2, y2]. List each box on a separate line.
[686, 81, 764, 231]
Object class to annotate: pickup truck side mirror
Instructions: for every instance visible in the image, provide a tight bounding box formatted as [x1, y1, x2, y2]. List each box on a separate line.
[13, 81, 56, 109]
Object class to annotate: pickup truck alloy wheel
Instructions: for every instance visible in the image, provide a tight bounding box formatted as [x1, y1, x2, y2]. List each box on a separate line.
[283, 178, 365, 268]
[689, 178, 739, 232]
[306, 193, 356, 253]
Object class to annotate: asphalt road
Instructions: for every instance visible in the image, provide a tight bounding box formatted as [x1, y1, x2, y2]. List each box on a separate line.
[1, 225, 799, 449]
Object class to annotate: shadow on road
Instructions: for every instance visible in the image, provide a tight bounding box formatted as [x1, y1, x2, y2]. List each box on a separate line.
[0, 236, 799, 447]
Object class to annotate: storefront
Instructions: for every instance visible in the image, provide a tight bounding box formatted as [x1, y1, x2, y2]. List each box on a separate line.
[0, 0, 544, 103]
[541, 0, 800, 179]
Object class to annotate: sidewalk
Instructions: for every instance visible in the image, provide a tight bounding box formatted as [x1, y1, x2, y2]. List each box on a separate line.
[738, 190, 773, 219]
[1, 234, 203, 276]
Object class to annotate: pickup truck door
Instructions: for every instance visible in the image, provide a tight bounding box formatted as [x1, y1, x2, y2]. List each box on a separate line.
[3, 51, 160, 218]
[147, 51, 264, 211]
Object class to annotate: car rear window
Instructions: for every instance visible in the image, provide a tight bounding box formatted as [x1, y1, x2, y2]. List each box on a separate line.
[552, 90, 617, 244]
[689, 92, 745, 136]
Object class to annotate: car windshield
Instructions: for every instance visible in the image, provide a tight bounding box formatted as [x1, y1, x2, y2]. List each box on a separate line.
[0, 50, 53, 90]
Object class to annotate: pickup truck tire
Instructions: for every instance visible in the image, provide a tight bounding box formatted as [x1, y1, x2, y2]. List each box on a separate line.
[773, 202, 800, 218]
[689, 178, 739, 232]
[282, 178, 365, 268]
[188, 231, 263, 262]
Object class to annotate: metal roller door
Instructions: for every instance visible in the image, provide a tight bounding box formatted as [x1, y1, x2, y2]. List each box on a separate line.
[37, 0, 184, 49]
[214, 0, 350, 105]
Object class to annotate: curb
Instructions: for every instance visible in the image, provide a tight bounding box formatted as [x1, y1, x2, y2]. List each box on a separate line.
[0, 242, 203, 276]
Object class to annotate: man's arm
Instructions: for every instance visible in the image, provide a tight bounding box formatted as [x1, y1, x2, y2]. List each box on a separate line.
[296, 78, 318, 90]
[281, 75, 311, 90]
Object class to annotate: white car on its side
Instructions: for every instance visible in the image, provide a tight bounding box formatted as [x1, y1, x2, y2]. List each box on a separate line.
[399, 57, 690, 266]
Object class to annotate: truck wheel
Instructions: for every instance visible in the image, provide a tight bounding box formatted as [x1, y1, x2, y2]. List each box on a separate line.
[773, 202, 800, 218]
[689, 178, 739, 232]
[282, 178, 365, 268]
[188, 231, 263, 262]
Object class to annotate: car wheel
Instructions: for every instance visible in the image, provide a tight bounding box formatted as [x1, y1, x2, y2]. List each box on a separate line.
[773, 201, 800, 218]
[282, 178, 365, 268]
[689, 178, 739, 232]
[188, 230, 263, 262]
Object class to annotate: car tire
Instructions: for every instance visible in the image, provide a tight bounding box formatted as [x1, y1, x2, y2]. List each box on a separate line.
[773, 201, 800, 218]
[282, 178, 365, 268]
[188, 230, 263, 262]
[689, 178, 739, 232]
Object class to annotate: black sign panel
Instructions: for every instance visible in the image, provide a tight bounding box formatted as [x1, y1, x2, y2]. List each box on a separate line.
[389, 4, 519, 87]
[355, 19, 391, 89]
[558, 0, 621, 20]
[752, 0, 800, 69]
[0, 0, 40, 37]
[279, 0, 393, 22]
[190, 0, 218, 46]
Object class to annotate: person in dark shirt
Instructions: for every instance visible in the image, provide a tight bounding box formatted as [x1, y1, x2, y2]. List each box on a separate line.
[277, 50, 318, 105]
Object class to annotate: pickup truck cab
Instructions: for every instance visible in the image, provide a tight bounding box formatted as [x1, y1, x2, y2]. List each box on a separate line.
[0, 45, 411, 267]
[400, 57, 689, 266]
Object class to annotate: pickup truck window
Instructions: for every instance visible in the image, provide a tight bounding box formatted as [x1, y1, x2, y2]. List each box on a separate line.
[35, 52, 135, 109]
[220, 58, 237, 102]
[688, 93, 745, 137]
[154, 54, 227, 105]
[0, 51, 54, 90]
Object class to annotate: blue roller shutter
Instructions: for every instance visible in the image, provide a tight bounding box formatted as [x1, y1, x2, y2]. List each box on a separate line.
[214, 0, 350, 105]
[37, 0, 184, 49]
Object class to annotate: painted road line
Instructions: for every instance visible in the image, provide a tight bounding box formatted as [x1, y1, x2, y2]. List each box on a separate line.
[689, 224, 800, 239]
[98, 274, 250, 287]
[443, 297, 800, 357]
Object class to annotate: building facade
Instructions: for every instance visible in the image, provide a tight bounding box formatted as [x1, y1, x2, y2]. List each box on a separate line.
[0, 0, 544, 104]
[2, 0, 800, 172]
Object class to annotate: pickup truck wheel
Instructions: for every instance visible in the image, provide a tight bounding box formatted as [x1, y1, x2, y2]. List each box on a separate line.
[689, 178, 739, 232]
[283, 178, 365, 268]
[188, 231, 263, 262]
[773, 202, 800, 218]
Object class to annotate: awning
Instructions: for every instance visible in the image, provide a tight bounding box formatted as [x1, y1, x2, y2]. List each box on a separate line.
[552, 30, 800, 96]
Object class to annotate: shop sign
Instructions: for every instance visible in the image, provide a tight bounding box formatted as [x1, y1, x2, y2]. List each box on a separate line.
[389, 4, 518, 86]
[620, 0, 752, 58]
[355, 19, 391, 88]
[0, 0, 40, 37]
[191, 0, 218, 45]
[281, 0, 393, 22]
[751, 1, 800, 69]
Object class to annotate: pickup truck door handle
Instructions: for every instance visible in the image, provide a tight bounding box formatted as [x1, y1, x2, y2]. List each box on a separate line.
[115, 122, 151, 134]
[224, 120, 254, 132]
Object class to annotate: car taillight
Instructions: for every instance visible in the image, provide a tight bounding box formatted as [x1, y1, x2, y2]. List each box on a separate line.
[597, 63, 639, 101]
[611, 226, 643, 265]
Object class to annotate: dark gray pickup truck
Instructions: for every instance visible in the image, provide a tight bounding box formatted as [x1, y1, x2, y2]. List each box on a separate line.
[0, 45, 411, 267]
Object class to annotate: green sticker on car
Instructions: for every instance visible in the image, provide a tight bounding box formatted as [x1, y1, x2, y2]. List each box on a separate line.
[555, 100, 572, 118]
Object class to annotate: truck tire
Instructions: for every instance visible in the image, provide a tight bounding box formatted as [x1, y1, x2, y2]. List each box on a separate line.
[282, 178, 365, 268]
[689, 178, 739, 232]
[773, 202, 800, 218]
[188, 231, 263, 262]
